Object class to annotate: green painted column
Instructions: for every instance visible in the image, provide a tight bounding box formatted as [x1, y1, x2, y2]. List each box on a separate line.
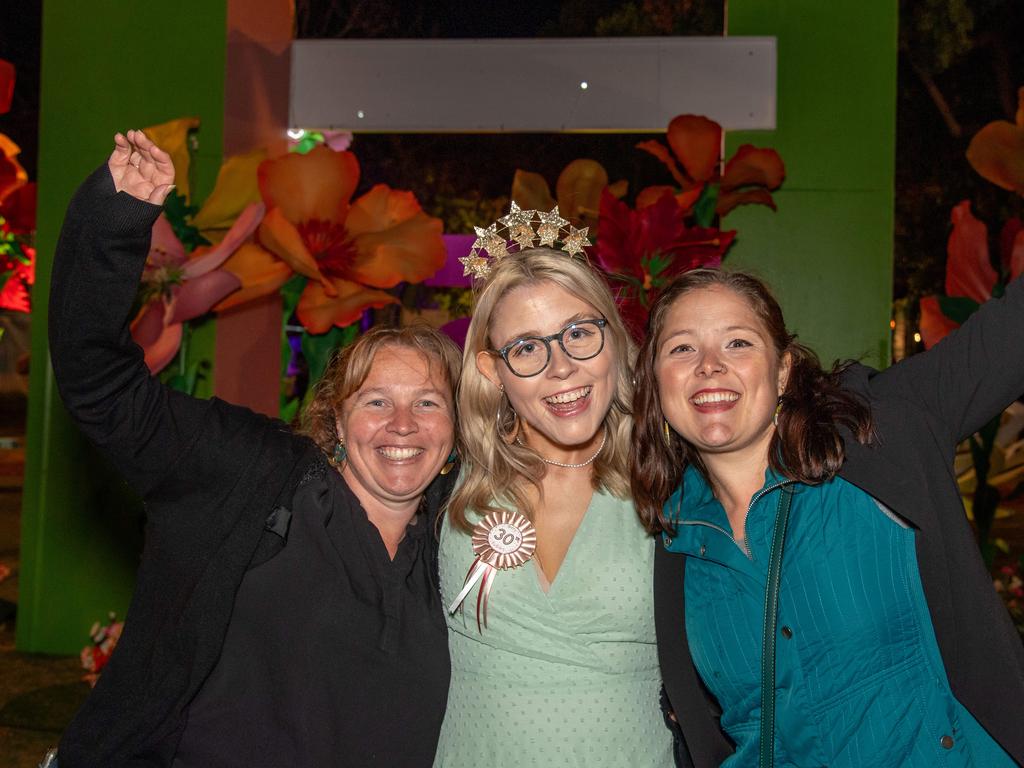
[726, 1, 898, 369]
[18, 1, 227, 653]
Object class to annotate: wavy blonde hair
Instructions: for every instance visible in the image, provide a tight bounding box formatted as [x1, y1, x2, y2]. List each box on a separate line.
[448, 248, 635, 532]
[301, 324, 462, 456]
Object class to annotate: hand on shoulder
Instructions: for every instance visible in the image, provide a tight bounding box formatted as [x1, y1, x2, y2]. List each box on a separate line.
[107, 129, 175, 205]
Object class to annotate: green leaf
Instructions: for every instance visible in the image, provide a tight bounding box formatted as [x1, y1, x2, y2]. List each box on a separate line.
[301, 324, 359, 389]
[936, 295, 980, 325]
[692, 184, 720, 228]
[280, 396, 301, 424]
[280, 274, 306, 319]
[162, 190, 209, 252]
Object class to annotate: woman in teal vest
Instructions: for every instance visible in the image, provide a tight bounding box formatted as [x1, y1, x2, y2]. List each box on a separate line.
[631, 268, 1024, 767]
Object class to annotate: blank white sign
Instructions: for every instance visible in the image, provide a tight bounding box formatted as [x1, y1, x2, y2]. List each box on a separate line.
[290, 37, 776, 133]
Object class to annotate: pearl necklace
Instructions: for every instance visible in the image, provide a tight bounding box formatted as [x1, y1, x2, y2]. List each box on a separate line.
[516, 429, 608, 469]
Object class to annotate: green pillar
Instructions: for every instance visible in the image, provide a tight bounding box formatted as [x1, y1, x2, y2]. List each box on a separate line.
[18, 1, 227, 653]
[726, 1, 898, 369]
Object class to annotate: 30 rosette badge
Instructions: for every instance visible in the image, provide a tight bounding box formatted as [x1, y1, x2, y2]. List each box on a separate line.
[448, 510, 537, 631]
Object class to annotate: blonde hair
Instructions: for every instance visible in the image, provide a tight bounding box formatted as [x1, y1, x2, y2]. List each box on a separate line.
[301, 324, 462, 456]
[448, 248, 635, 532]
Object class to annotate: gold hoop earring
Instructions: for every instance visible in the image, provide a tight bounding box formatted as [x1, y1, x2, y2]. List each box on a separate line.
[663, 419, 672, 446]
[772, 399, 783, 427]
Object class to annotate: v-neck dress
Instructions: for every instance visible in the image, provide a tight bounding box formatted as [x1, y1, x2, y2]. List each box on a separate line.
[433, 488, 674, 767]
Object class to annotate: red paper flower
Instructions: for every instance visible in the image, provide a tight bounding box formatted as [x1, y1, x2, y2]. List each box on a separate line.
[595, 189, 735, 338]
[919, 201, 1024, 348]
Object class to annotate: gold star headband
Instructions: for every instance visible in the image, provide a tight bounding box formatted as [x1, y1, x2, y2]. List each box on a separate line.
[458, 202, 592, 280]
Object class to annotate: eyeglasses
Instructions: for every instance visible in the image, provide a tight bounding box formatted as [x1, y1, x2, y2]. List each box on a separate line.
[492, 318, 608, 377]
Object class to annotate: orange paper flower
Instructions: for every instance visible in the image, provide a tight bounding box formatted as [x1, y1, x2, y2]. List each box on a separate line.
[966, 87, 1024, 196]
[511, 158, 628, 231]
[220, 146, 446, 333]
[637, 114, 785, 217]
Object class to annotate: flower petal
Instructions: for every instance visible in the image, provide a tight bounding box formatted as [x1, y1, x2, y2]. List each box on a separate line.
[0, 134, 27, 203]
[191, 148, 266, 233]
[607, 179, 629, 200]
[258, 145, 360, 224]
[717, 188, 778, 217]
[966, 121, 1024, 195]
[510, 170, 557, 213]
[167, 270, 241, 324]
[0, 181, 36, 233]
[0, 59, 14, 114]
[919, 295, 961, 349]
[130, 300, 183, 374]
[0, 269, 30, 313]
[147, 215, 186, 269]
[345, 184, 425, 236]
[946, 201, 997, 303]
[184, 202, 264, 278]
[349, 212, 446, 288]
[141, 117, 200, 202]
[635, 139, 688, 188]
[555, 158, 609, 229]
[1002, 218, 1024, 281]
[635, 185, 677, 210]
[665, 114, 722, 184]
[259, 206, 327, 285]
[721, 145, 786, 192]
[594, 188, 644, 278]
[296, 278, 398, 334]
[215, 243, 294, 311]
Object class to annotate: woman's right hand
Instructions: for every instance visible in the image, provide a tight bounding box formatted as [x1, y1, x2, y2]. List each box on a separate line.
[107, 129, 175, 205]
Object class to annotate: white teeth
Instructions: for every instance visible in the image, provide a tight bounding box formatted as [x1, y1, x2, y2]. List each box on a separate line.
[378, 446, 423, 460]
[690, 391, 739, 405]
[544, 386, 591, 405]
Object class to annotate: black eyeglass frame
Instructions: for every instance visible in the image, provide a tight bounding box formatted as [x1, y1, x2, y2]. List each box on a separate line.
[491, 318, 608, 378]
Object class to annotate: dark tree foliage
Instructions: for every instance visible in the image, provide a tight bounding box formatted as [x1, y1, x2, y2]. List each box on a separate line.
[896, 0, 1024, 303]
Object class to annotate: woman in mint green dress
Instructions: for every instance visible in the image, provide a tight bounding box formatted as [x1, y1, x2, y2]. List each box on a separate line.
[433, 230, 674, 767]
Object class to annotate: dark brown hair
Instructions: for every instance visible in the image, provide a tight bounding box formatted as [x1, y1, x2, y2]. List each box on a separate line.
[300, 324, 462, 456]
[631, 269, 874, 534]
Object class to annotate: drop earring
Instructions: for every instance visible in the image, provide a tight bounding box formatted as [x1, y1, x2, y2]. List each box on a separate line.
[329, 436, 347, 467]
[440, 449, 459, 476]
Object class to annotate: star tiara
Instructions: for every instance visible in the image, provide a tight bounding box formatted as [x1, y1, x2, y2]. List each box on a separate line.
[458, 202, 593, 280]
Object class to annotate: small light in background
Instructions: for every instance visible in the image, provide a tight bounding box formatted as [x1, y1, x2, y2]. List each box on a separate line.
[889, 319, 896, 330]
[579, 81, 589, 90]
[913, 332, 922, 343]
[357, 110, 366, 119]
[286, 128, 306, 140]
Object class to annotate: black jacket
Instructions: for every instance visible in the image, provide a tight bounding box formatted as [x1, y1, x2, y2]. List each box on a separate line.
[656, 273, 1024, 767]
[49, 167, 452, 767]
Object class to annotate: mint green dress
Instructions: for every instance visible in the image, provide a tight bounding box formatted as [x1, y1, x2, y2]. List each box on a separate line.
[433, 488, 674, 767]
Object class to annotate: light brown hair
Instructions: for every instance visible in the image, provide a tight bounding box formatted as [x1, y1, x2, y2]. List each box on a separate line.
[301, 324, 463, 456]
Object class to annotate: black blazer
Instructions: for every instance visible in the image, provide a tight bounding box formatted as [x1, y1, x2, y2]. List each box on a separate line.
[656, 274, 1024, 767]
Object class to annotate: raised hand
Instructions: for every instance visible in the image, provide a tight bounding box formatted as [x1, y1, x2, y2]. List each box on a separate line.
[107, 129, 175, 205]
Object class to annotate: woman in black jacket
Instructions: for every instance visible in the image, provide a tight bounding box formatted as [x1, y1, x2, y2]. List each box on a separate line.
[48, 130, 461, 767]
[631, 268, 1024, 767]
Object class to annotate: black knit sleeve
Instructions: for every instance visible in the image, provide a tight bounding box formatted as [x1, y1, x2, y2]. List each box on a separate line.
[48, 164, 219, 498]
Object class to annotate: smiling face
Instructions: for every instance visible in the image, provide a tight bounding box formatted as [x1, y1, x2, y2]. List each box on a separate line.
[477, 281, 616, 461]
[654, 285, 790, 465]
[336, 345, 455, 516]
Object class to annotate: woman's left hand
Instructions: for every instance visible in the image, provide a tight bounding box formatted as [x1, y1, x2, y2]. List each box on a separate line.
[107, 129, 175, 205]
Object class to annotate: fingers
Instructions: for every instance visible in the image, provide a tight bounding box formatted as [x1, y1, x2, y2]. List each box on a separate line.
[148, 183, 175, 206]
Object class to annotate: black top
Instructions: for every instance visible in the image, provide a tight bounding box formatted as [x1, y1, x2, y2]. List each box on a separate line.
[173, 464, 449, 767]
[48, 165, 454, 767]
[655, 272, 1024, 767]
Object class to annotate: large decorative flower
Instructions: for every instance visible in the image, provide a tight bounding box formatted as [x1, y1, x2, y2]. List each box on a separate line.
[132, 204, 262, 372]
[919, 201, 1024, 348]
[637, 114, 785, 220]
[0, 59, 14, 115]
[595, 188, 735, 338]
[219, 146, 446, 333]
[966, 87, 1024, 196]
[511, 158, 628, 231]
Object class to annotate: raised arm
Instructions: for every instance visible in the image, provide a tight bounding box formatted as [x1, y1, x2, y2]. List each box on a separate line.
[867, 272, 1024, 447]
[49, 131, 217, 497]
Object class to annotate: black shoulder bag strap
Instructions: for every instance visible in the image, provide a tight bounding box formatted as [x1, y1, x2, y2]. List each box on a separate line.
[759, 486, 794, 768]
